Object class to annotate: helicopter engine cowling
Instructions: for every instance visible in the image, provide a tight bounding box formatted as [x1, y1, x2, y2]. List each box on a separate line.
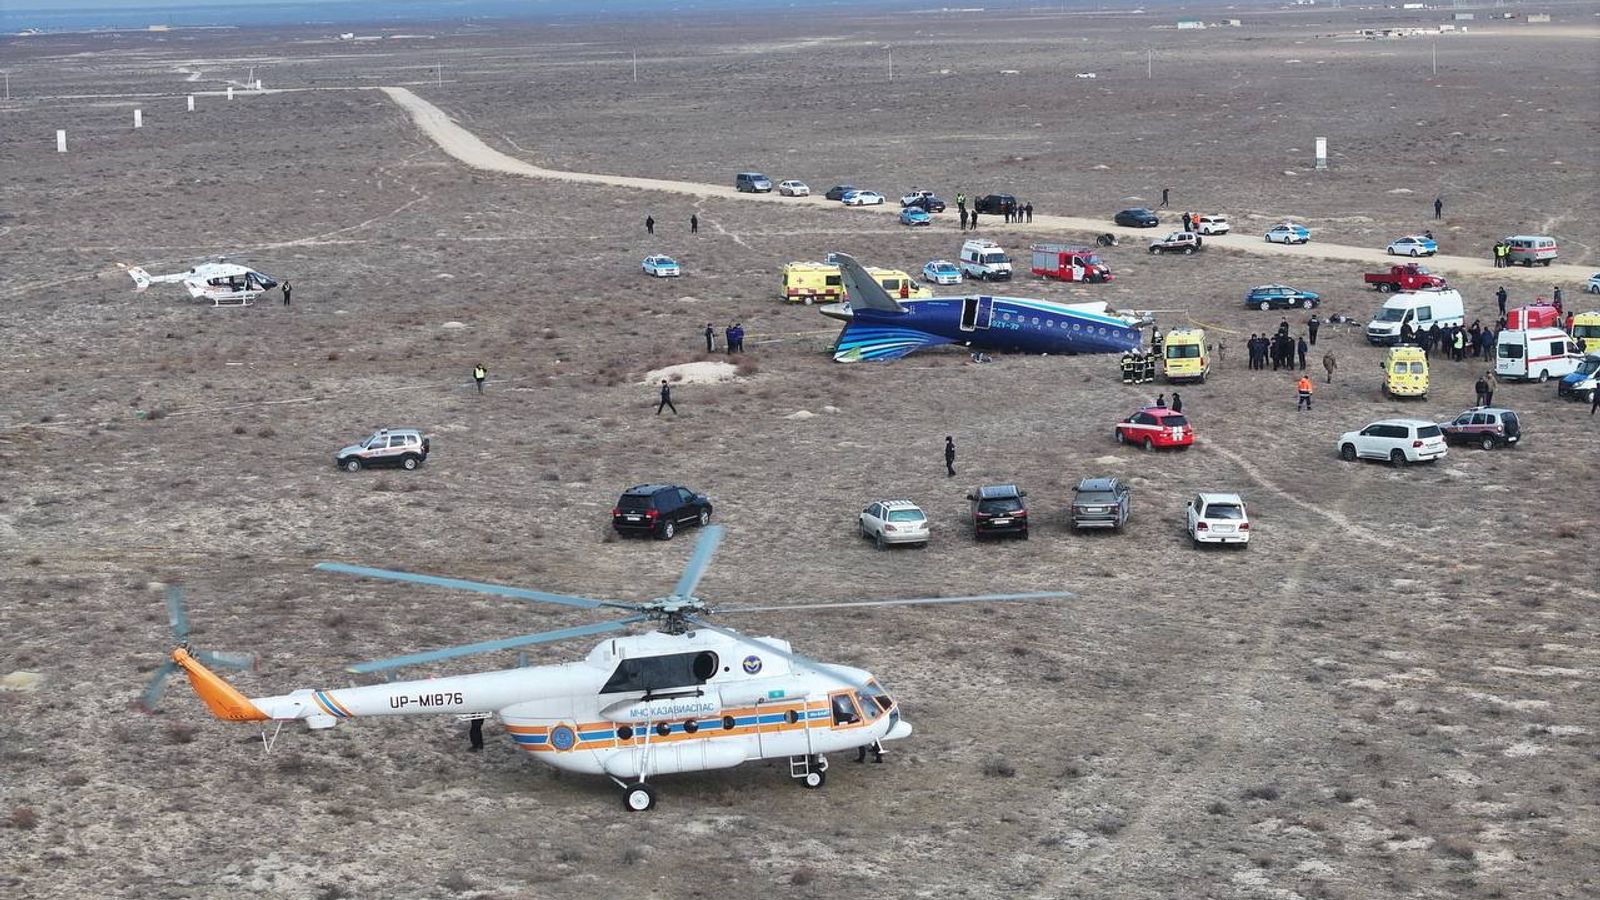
[600, 694, 722, 724]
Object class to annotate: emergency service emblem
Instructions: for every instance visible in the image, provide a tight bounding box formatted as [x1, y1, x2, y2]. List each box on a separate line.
[742, 655, 763, 675]
[549, 724, 576, 751]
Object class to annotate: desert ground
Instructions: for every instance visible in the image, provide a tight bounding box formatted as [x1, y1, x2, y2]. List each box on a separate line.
[2, 5, 1598, 899]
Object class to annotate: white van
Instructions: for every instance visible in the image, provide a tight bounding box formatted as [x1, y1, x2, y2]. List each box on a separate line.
[1365, 288, 1464, 345]
[1495, 327, 1582, 382]
[959, 240, 1013, 281]
[1503, 235, 1558, 267]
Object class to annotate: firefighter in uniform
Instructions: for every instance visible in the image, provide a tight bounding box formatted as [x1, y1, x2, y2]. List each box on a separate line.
[1143, 350, 1158, 384]
[1121, 351, 1136, 384]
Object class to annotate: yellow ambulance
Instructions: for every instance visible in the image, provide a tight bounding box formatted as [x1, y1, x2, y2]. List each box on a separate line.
[780, 262, 930, 304]
[1571, 311, 1600, 353]
[1162, 327, 1210, 383]
[1382, 345, 1429, 398]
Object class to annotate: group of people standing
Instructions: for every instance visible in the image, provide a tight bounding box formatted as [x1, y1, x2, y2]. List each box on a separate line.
[1246, 323, 1309, 372]
[953, 194, 1035, 232]
[1119, 349, 1161, 384]
[1400, 319, 1494, 361]
[704, 322, 745, 353]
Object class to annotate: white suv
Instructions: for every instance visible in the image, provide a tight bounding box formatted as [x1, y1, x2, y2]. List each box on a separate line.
[336, 428, 430, 472]
[858, 499, 930, 549]
[1337, 419, 1447, 465]
[1186, 493, 1250, 547]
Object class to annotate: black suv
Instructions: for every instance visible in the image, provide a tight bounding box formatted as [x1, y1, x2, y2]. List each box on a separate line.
[612, 484, 713, 540]
[906, 195, 948, 213]
[966, 484, 1029, 540]
[974, 194, 1017, 216]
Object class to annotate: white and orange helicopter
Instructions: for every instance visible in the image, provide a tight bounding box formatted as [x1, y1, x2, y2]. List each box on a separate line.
[151, 526, 1069, 811]
[119, 258, 279, 306]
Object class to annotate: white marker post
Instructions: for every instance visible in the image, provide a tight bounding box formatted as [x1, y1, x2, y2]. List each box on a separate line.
[1315, 136, 1328, 171]
[56, 129, 66, 153]
[187, 95, 195, 111]
[134, 109, 142, 128]
[254, 80, 262, 90]
[227, 86, 234, 100]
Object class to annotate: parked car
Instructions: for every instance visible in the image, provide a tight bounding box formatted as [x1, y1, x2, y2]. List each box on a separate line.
[1438, 407, 1522, 451]
[611, 484, 713, 540]
[1559, 353, 1600, 402]
[898, 207, 932, 227]
[903, 194, 947, 213]
[823, 185, 857, 201]
[1387, 235, 1438, 257]
[841, 190, 885, 206]
[1186, 493, 1250, 547]
[858, 499, 930, 549]
[1194, 214, 1231, 235]
[974, 194, 1017, 216]
[1265, 223, 1311, 244]
[1586, 272, 1600, 294]
[336, 428, 430, 472]
[1070, 477, 1130, 531]
[900, 190, 934, 207]
[641, 255, 681, 278]
[1245, 284, 1320, 310]
[1336, 419, 1447, 465]
[967, 484, 1029, 540]
[1114, 406, 1193, 451]
[1114, 207, 1159, 228]
[777, 179, 811, 197]
[1149, 232, 1203, 255]
[922, 259, 963, 285]
[1502, 234, 1558, 267]
[734, 172, 772, 193]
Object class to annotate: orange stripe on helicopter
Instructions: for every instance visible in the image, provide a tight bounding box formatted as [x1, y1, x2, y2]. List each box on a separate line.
[171, 648, 268, 722]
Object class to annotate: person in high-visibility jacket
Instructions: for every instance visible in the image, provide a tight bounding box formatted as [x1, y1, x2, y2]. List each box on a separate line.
[1120, 352, 1136, 384]
[1142, 351, 1158, 384]
[1296, 374, 1314, 411]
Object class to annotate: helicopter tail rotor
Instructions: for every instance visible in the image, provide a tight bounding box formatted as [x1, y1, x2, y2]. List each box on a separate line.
[136, 585, 256, 713]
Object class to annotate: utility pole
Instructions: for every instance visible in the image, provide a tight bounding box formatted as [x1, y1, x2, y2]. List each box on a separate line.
[437, 61, 443, 86]
[887, 46, 893, 81]
[632, 51, 638, 83]
[1431, 41, 1437, 76]
[1148, 49, 1153, 79]
[3, 72, 9, 101]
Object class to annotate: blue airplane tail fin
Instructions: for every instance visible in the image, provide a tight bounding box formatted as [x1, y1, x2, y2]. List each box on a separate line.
[832, 321, 953, 362]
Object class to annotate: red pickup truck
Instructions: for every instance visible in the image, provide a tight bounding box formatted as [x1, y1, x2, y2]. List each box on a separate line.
[1364, 263, 1447, 293]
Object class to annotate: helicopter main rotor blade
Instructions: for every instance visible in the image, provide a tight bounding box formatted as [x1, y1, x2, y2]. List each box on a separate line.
[315, 562, 640, 612]
[686, 618, 872, 692]
[193, 650, 256, 672]
[346, 615, 650, 675]
[670, 525, 724, 600]
[136, 659, 179, 712]
[714, 590, 1075, 615]
[165, 585, 191, 640]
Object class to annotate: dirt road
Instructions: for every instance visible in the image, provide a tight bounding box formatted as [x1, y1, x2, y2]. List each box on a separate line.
[381, 86, 1592, 286]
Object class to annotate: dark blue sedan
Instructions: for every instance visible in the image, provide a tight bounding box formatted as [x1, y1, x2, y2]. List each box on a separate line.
[1114, 207, 1160, 228]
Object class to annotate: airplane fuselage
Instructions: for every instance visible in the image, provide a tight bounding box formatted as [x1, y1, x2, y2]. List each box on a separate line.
[822, 294, 1144, 361]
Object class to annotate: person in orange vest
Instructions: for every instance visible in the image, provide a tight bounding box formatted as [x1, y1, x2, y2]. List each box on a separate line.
[1296, 374, 1314, 411]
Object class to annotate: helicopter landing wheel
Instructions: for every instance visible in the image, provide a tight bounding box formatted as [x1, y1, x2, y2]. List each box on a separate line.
[622, 782, 657, 812]
[802, 768, 826, 789]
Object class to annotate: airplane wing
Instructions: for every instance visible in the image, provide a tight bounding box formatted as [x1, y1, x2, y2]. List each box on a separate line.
[832, 321, 953, 362]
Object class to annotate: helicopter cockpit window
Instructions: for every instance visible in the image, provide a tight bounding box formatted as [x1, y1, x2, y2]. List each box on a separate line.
[602, 651, 719, 695]
[855, 684, 888, 720]
[830, 693, 861, 726]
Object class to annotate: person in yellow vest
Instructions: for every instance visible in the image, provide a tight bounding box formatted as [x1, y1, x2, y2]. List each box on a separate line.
[473, 363, 487, 394]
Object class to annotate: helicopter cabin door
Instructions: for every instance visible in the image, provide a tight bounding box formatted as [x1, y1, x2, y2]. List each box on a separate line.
[753, 697, 811, 758]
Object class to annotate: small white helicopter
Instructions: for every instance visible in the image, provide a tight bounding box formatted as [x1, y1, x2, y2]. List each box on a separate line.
[120, 258, 279, 306]
[159, 526, 1069, 811]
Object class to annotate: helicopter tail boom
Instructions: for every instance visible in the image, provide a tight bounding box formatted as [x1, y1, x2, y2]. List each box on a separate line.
[171, 648, 269, 722]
